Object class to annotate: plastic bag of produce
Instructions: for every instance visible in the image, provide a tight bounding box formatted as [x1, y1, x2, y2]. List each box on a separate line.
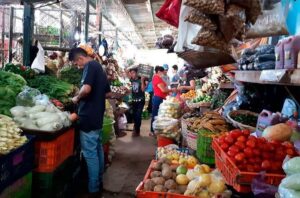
[279, 185, 300, 198]
[10, 106, 28, 118]
[118, 114, 127, 130]
[283, 157, 300, 175]
[246, 2, 289, 38]
[34, 94, 50, 106]
[251, 172, 278, 198]
[16, 86, 41, 107]
[155, 0, 181, 28]
[153, 117, 179, 135]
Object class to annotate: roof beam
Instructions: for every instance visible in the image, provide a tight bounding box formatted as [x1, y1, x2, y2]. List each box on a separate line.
[148, 0, 157, 38]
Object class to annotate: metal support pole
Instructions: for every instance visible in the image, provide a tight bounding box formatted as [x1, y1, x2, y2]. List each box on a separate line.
[1, 7, 5, 68]
[23, 3, 34, 66]
[8, 7, 14, 62]
[59, 9, 63, 47]
[115, 28, 118, 50]
[85, 0, 90, 43]
[96, 0, 102, 46]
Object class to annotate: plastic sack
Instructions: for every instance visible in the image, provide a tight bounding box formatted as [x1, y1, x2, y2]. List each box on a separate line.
[280, 174, 300, 191]
[279, 185, 300, 198]
[174, 1, 202, 52]
[155, 0, 181, 28]
[283, 157, 300, 175]
[34, 94, 50, 106]
[16, 86, 41, 107]
[251, 172, 278, 198]
[31, 42, 45, 72]
[118, 114, 127, 130]
[246, 1, 289, 38]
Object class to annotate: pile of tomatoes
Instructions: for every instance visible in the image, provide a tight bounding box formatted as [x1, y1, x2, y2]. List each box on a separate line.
[216, 129, 298, 173]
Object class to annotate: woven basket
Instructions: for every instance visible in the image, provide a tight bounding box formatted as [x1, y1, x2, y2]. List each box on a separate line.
[181, 118, 188, 139]
[227, 110, 258, 132]
[186, 130, 198, 150]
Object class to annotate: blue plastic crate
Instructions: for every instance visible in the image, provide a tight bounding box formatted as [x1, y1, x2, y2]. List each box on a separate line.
[0, 135, 35, 193]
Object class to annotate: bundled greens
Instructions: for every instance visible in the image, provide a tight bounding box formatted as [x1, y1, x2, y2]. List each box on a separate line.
[4, 63, 35, 79]
[0, 71, 27, 116]
[27, 75, 76, 104]
[59, 65, 82, 86]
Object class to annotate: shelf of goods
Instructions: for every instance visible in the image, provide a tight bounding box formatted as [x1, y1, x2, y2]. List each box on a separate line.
[234, 69, 300, 86]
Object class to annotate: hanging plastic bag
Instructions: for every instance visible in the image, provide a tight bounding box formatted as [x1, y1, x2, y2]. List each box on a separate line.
[251, 172, 278, 198]
[118, 114, 127, 130]
[246, 1, 290, 38]
[31, 41, 45, 72]
[156, 0, 182, 28]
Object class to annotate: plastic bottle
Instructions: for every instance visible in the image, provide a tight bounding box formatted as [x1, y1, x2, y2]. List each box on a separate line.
[275, 39, 285, 69]
[256, 110, 281, 137]
[284, 35, 300, 69]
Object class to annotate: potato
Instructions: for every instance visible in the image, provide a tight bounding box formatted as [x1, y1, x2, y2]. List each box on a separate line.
[162, 167, 173, 180]
[144, 179, 155, 191]
[151, 177, 166, 185]
[178, 185, 188, 194]
[165, 179, 178, 190]
[170, 164, 179, 171]
[150, 171, 162, 178]
[154, 185, 167, 192]
[159, 157, 171, 165]
[168, 189, 181, 194]
[172, 172, 177, 180]
[152, 162, 162, 171]
[162, 163, 170, 170]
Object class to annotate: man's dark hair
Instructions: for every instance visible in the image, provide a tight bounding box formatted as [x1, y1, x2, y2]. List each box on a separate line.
[172, 65, 178, 71]
[155, 66, 164, 73]
[129, 67, 138, 73]
[69, 47, 88, 61]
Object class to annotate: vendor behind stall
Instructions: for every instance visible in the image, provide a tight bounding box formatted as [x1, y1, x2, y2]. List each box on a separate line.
[128, 67, 147, 137]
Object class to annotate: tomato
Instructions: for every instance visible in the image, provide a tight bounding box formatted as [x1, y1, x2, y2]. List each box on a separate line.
[217, 136, 226, 144]
[258, 137, 267, 144]
[254, 164, 261, 172]
[237, 136, 247, 142]
[254, 157, 262, 164]
[249, 158, 256, 164]
[225, 136, 234, 145]
[253, 149, 260, 156]
[264, 144, 275, 152]
[235, 142, 246, 150]
[262, 152, 272, 159]
[261, 160, 271, 171]
[227, 150, 237, 157]
[246, 140, 256, 148]
[246, 164, 255, 172]
[244, 147, 254, 158]
[275, 149, 286, 160]
[283, 141, 294, 149]
[242, 129, 251, 136]
[229, 145, 240, 153]
[235, 153, 246, 162]
[229, 156, 236, 163]
[274, 162, 283, 172]
[270, 140, 281, 147]
[230, 130, 241, 139]
[286, 148, 295, 156]
[220, 143, 229, 151]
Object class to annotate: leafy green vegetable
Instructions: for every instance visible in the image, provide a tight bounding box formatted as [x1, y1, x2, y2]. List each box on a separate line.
[232, 114, 258, 127]
[27, 75, 76, 104]
[4, 63, 35, 79]
[59, 65, 82, 86]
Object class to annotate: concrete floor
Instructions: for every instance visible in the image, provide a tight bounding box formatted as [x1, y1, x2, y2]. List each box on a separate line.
[102, 119, 156, 198]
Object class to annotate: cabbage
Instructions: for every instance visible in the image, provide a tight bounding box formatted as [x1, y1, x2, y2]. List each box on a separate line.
[283, 157, 300, 175]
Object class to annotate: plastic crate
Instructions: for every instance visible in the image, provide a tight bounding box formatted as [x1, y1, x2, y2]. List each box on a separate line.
[32, 155, 79, 198]
[196, 131, 215, 165]
[0, 135, 35, 193]
[212, 139, 285, 193]
[0, 172, 32, 198]
[136, 160, 194, 198]
[34, 128, 75, 172]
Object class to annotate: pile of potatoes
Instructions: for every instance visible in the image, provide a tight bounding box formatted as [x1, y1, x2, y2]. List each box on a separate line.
[144, 158, 187, 194]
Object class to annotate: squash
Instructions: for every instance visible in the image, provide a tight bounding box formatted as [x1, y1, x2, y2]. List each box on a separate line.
[262, 123, 293, 141]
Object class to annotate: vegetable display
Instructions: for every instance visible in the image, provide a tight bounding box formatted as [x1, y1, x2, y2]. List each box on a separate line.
[4, 63, 35, 79]
[0, 71, 27, 116]
[59, 65, 82, 86]
[0, 114, 27, 155]
[231, 113, 258, 127]
[216, 129, 298, 173]
[181, 90, 196, 100]
[27, 75, 76, 104]
[158, 97, 181, 119]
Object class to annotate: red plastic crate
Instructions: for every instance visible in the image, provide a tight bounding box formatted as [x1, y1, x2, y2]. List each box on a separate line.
[34, 128, 75, 172]
[136, 160, 194, 198]
[212, 139, 285, 193]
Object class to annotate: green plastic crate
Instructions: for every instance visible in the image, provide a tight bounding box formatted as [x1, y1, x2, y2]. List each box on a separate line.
[32, 156, 80, 198]
[196, 130, 216, 165]
[0, 172, 32, 198]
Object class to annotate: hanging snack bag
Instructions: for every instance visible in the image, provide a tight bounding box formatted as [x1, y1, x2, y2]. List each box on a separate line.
[185, 9, 217, 31]
[184, 0, 225, 15]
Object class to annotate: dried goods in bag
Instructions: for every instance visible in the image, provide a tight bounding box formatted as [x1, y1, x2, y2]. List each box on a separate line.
[184, 0, 225, 15]
[184, 9, 217, 31]
[192, 30, 230, 53]
[219, 4, 246, 42]
[229, 0, 252, 9]
[245, 0, 262, 24]
[246, 2, 289, 38]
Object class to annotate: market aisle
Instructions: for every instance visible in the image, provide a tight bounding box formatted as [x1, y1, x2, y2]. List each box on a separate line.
[102, 119, 156, 198]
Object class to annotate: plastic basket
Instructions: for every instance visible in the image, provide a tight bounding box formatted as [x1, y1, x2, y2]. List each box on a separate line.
[226, 110, 258, 132]
[32, 156, 79, 198]
[196, 131, 215, 165]
[0, 172, 32, 198]
[136, 160, 194, 198]
[212, 139, 285, 193]
[102, 117, 115, 144]
[34, 128, 75, 173]
[186, 130, 197, 150]
[157, 136, 175, 147]
[0, 135, 35, 193]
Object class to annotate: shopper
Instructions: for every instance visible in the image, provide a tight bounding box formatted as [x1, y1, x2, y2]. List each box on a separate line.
[178, 66, 207, 93]
[129, 67, 147, 137]
[171, 65, 180, 85]
[162, 64, 170, 86]
[145, 79, 153, 114]
[150, 66, 176, 136]
[69, 48, 110, 196]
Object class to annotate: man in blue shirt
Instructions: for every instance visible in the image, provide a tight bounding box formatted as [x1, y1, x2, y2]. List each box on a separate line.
[69, 48, 111, 196]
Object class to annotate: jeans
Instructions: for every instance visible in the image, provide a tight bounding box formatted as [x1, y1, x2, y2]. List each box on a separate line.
[151, 96, 164, 133]
[80, 129, 104, 193]
[132, 100, 145, 133]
